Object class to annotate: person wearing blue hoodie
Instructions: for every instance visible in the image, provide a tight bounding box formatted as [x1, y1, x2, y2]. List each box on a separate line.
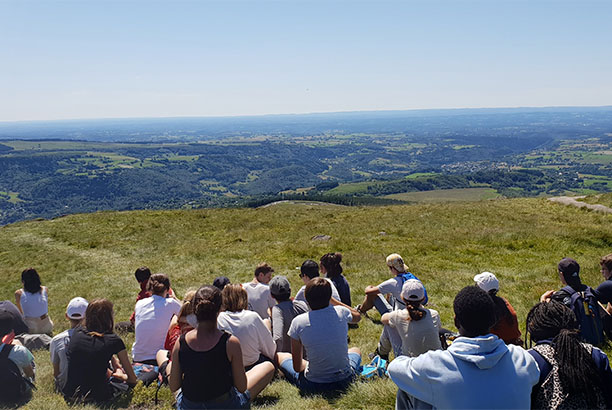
[388, 286, 539, 409]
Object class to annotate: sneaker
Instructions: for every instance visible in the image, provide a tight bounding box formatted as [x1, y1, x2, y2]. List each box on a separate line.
[368, 347, 389, 362]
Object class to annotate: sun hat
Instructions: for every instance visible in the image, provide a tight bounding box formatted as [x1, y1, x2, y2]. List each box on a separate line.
[401, 279, 425, 302]
[66, 297, 88, 319]
[473, 272, 499, 293]
[386, 253, 408, 273]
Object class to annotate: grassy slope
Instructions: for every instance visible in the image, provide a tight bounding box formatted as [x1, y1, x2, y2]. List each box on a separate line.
[1, 198, 612, 409]
[384, 187, 500, 202]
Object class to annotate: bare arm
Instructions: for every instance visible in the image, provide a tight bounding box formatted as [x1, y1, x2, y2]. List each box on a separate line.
[52, 361, 60, 378]
[22, 364, 35, 379]
[169, 341, 182, 393]
[291, 337, 306, 373]
[330, 298, 361, 323]
[381, 312, 391, 326]
[540, 290, 554, 303]
[15, 289, 23, 314]
[116, 349, 137, 386]
[227, 335, 247, 393]
[365, 285, 380, 296]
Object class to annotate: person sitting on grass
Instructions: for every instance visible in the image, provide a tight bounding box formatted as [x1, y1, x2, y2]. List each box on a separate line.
[132, 273, 181, 364]
[269, 275, 308, 353]
[473, 272, 523, 346]
[380, 279, 441, 360]
[50, 297, 88, 392]
[388, 285, 539, 409]
[170, 285, 275, 409]
[358, 253, 427, 359]
[243, 262, 277, 321]
[217, 284, 276, 370]
[63, 299, 137, 404]
[277, 277, 362, 394]
[0, 310, 35, 405]
[526, 301, 612, 409]
[320, 252, 352, 306]
[155, 290, 197, 383]
[15, 268, 53, 335]
[295, 260, 361, 322]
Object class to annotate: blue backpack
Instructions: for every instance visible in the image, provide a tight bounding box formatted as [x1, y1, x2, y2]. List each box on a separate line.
[560, 285, 605, 346]
[396, 272, 428, 306]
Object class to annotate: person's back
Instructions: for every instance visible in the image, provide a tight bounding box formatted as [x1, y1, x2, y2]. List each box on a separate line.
[243, 262, 276, 320]
[388, 308, 441, 357]
[527, 301, 612, 410]
[388, 286, 539, 409]
[0, 311, 35, 405]
[217, 309, 275, 366]
[132, 274, 181, 362]
[50, 297, 88, 391]
[271, 299, 308, 352]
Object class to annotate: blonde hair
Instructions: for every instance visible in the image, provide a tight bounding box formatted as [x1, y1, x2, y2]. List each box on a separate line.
[177, 289, 196, 319]
[222, 284, 248, 312]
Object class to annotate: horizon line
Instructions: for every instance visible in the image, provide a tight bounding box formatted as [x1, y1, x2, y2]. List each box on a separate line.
[2, 104, 612, 125]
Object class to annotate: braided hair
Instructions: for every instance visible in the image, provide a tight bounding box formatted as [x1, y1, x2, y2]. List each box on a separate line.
[526, 301, 603, 408]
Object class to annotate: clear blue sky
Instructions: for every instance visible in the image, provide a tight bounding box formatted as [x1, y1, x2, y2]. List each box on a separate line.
[1, 0, 611, 121]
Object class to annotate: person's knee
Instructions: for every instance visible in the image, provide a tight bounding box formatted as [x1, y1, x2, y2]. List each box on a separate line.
[348, 347, 361, 355]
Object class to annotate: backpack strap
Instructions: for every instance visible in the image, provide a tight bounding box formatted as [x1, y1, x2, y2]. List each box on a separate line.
[0, 343, 14, 360]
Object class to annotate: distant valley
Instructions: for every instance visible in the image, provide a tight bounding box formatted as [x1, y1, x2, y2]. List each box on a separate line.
[1, 107, 612, 225]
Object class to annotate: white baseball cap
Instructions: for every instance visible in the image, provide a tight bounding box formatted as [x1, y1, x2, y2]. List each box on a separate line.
[66, 297, 88, 319]
[401, 279, 425, 302]
[473, 272, 499, 293]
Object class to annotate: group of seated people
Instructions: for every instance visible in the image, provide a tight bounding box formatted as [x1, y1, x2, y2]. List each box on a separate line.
[2, 251, 612, 409]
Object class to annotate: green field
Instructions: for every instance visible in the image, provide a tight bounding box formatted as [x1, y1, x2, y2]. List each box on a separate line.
[384, 187, 500, 202]
[1, 198, 612, 409]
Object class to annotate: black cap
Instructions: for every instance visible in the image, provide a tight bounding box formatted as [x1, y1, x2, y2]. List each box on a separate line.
[558, 258, 580, 278]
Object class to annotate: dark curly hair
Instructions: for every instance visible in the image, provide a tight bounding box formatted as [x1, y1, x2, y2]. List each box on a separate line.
[453, 285, 496, 336]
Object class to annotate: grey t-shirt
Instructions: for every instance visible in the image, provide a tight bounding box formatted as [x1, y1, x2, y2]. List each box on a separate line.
[271, 299, 309, 353]
[287, 305, 353, 383]
[49, 328, 74, 390]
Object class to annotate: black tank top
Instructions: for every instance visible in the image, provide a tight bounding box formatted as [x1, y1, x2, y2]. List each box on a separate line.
[179, 331, 234, 402]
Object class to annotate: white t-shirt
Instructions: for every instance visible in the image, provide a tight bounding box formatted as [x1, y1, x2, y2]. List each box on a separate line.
[132, 295, 181, 362]
[217, 309, 275, 366]
[377, 276, 407, 310]
[49, 328, 74, 390]
[242, 281, 276, 320]
[387, 308, 442, 357]
[287, 305, 353, 383]
[294, 278, 341, 308]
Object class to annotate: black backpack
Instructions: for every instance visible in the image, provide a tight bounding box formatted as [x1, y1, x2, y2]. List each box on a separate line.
[0, 344, 33, 404]
[559, 286, 605, 346]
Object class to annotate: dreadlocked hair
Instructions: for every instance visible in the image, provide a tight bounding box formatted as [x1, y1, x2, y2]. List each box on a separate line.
[405, 300, 426, 321]
[526, 301, 604, 408]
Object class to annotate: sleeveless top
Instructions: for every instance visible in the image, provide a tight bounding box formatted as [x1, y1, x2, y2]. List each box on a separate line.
[179, 331, 233, 402]
[20, 287, 48, 318]
[531, 343, 606, 410]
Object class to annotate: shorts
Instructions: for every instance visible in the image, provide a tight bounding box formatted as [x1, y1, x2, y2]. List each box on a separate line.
[279, 352, 361, 394]
[176, 387, 250, 409]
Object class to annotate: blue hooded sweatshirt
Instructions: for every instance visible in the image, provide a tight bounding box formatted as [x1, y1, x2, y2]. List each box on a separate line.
[388, 334, 540, 409]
